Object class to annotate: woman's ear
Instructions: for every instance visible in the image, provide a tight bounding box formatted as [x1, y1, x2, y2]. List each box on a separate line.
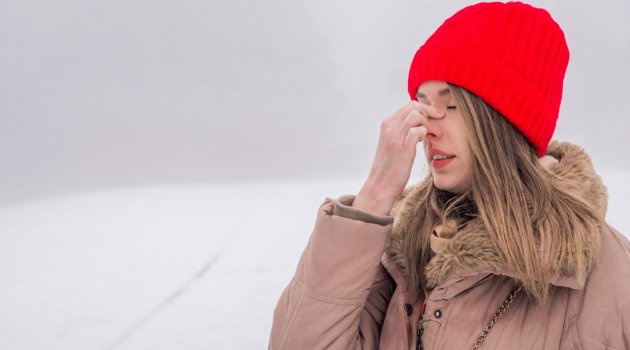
[537, 155, 559, 171]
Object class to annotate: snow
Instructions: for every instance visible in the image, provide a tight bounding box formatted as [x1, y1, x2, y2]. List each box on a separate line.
[0, 173, 628, 349]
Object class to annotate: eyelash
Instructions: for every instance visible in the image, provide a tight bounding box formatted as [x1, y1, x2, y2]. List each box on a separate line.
[447, 106, 457, 109]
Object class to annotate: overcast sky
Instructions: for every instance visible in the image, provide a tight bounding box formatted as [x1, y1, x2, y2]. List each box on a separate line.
[1, 0, 628, 207]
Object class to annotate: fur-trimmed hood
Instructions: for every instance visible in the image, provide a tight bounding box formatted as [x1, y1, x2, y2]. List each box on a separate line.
[384, 140, 608, 291]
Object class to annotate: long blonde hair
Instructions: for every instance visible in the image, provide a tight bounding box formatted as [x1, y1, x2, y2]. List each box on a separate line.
[396, 83, 602, 302]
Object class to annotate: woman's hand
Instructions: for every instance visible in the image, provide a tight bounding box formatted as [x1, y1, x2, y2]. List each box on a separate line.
[352, 101, 445, 216]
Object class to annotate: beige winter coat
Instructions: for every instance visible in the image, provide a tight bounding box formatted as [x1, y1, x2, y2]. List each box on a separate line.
[269, 141, 630, 349]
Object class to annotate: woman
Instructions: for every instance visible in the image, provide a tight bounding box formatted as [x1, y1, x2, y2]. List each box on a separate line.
[269, 2, 630, 349]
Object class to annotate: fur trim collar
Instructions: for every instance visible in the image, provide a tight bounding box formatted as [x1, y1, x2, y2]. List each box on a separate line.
[384, 141, 607, 290]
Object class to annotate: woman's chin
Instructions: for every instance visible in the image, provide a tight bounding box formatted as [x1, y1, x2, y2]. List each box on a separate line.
[433, 177, 468, 194]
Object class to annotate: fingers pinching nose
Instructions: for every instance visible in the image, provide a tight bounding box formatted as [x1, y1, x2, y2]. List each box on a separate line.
[414, 126, 428, 142]
[424, 104, 445, 118]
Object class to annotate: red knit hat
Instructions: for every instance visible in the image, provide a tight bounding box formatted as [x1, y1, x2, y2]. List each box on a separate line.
[407, 2, 570, 156]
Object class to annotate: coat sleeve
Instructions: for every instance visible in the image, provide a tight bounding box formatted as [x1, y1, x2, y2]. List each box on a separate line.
[269, 196, 396, 350]
[572, 225, 630, 349]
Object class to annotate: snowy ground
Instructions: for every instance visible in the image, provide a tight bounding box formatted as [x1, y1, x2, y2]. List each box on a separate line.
[0, 172, 628, 350]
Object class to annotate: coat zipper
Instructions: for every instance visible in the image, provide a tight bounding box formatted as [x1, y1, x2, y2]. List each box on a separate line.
[416, 302, 426, 350]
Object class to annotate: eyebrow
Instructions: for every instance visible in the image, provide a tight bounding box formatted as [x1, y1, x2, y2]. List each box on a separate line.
[416, 88, 451, 99]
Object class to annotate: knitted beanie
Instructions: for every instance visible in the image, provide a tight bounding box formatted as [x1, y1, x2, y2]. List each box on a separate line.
[407, 1, 570, 156]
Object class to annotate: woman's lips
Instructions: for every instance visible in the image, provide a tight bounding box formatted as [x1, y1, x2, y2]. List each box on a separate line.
[428, 148, 455, 170]
[431, 156, 455, 170]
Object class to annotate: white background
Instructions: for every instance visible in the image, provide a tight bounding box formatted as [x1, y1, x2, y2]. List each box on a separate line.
[0, 0, 628, 349]
[1, 0, 629, 206]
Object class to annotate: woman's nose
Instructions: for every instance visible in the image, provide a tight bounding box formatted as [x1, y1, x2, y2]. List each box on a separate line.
[424, 115, 441, 139]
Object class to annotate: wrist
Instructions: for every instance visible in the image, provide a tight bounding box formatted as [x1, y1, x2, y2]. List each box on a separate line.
[352, 185, 395, 216]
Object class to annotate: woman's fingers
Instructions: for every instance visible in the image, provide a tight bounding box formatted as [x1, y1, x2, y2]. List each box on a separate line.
[403, 125, 428, 150]
[396, 100, 445, 121]
[395, 101, 444, 130]
[384, 100, 419, 125]
[384, 101, 444, 136]
[399, 110, 427, 138]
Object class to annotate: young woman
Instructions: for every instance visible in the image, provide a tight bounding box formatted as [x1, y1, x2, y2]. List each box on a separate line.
[269, 2, 630, 349]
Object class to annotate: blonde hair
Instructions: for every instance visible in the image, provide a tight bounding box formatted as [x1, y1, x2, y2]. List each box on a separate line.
[396, 84, 602, 302]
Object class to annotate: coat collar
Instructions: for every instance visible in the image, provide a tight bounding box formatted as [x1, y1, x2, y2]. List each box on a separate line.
[381, 141, 607, 291]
